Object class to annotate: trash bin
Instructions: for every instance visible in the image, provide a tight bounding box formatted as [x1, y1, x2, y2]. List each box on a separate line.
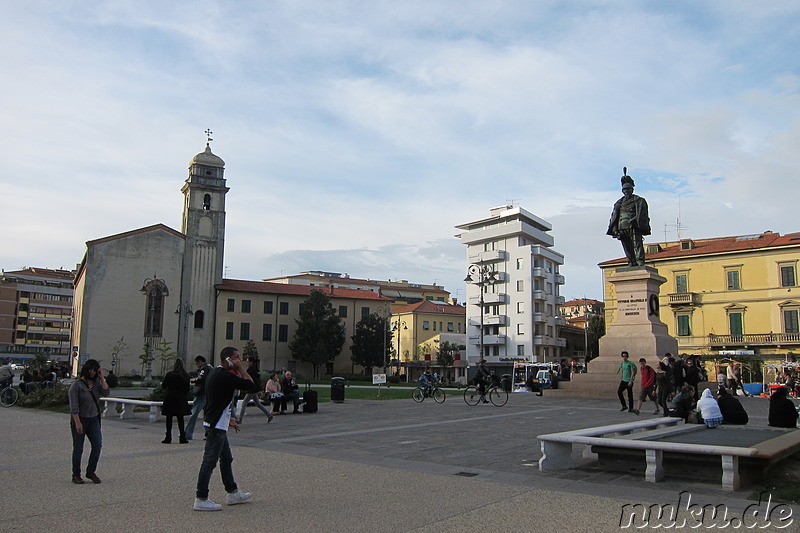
[331, 377, 346, 403]
[501, 374, 512, 393]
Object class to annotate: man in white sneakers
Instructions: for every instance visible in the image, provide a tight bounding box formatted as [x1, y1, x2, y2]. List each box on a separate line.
[193, 346, 259, 511]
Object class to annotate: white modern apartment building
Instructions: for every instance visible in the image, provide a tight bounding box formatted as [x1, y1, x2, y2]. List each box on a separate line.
[455, 205, 566, 366]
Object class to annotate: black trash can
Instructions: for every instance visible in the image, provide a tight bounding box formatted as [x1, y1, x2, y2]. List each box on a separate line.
[501, 374, 512, 392]
[331, 377, 346, 403]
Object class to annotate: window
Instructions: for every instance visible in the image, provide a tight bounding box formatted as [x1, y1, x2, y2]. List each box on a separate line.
[677, 315, 691, 336]
[240, 322, 250, 340]
[263, 301, 273, 314]
[433, 321, 437, 331]
[447, 322, 454, 332]
[517, 345, 525, 356]
[202, 193, 211, 210]
[517, 323, 524, 334]
[516, 258, 524, 270]
[675, 274, 688, 294]
[299, 304, 305, 315]
[194, 310, 204, 329]
[729, 312, 743, 337]
[142, 279, 168, 337]
[726, 270, 741, 291]
[484, 241, 496, 251]
[262, 324, 272, 341]
[279, 302, 289, 315]
[278, 324, 288, 342]
[241, 300, 251, 313]
[225, 322, 234, 340]
[423, 321, 430, 330]
[783, 310, 799, 334]
[458, 323, 462, 333]
[516, 280, 524, 292]
[780, 264, 797, 287]
[534, 301, 542, 313]
[517, 302, 524, 313]
[546, 282, 553, 294]
[361, 307, 370, 318]
[227, 298, 235, 312]
[339, 305, 348, 318]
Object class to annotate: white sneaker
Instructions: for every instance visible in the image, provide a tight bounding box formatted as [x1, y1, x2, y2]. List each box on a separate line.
[226, 490, 252, 505]
[193, 498, 222, 511]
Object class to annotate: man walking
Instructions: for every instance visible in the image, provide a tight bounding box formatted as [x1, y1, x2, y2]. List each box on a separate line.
[193, 347, 259, 511]
[238, 357, 273, 423]
[634, 358, 658, 415]
[185, 355, 212, 441]
[616, 351, 637, 413]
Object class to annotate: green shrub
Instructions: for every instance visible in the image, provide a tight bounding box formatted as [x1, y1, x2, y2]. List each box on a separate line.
[17, 384, 70, 408]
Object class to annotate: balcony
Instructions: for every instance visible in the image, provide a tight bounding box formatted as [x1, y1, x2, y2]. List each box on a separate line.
[555, 295, 565, 306]
[554, 316, 566, 326]
[668, 292, 701, 306]
[532, 290, 545, 300]
[468, 250, 508, 264]
[468, 334, 507, 345]
[532, 312, 545, 322]
[708, 333, 800, 347]
[532, 267, 545, 278]
[555, 274, 565, 285]
[483, 314, 508, 326]
[469, 293, 507, 306]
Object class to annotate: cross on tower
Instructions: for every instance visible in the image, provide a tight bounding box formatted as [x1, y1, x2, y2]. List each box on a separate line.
[205, 129, 213, 144]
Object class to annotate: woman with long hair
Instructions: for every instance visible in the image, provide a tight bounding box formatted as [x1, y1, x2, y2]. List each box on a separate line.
[68, 359, 109, 484]
[161, 358, 191, 443]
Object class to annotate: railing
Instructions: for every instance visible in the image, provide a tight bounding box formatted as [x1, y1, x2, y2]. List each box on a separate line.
[668, 292, 700, 306]
[708, 333, 800, 346]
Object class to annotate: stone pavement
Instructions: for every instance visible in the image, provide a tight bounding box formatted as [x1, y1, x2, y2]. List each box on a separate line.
[1, 391, 797, 532]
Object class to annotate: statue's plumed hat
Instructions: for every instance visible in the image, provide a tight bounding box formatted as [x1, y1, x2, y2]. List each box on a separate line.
[620, 167, 634, 187]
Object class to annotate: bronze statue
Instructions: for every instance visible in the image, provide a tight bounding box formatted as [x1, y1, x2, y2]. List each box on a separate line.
[607, 168, 650, 266]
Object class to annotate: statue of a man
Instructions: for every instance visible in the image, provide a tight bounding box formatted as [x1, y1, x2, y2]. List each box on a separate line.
[607, 168, 651, 267]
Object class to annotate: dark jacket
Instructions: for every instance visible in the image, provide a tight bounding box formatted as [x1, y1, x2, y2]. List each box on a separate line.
[607, 194, 651, 236]
[768, 397, 799, 428]
[717, 394, 749, 425]
[161, 370, 191, 416]
[194, 363, 212, 396]
[203, 367, 258, 428]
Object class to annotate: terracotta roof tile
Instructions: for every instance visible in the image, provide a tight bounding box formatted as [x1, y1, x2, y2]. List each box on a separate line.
[218, 279, 390, 301]
[393, 300, 466, 316]
[599, 231, 800, 267]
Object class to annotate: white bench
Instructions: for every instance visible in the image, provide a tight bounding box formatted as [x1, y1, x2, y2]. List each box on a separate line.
[101, 398, 166, 423]
[538, 419, 758, 491]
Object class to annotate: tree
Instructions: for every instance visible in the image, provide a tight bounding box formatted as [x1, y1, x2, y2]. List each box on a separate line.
[154, 339, 177, 375]
[139, 342, 153, 376]
[436, 341, 458, 373]
[586, 314, 606, 362]
[242, 339, 259, 370]
[288, 290, 345, 379]
[350, 313, 391, 373]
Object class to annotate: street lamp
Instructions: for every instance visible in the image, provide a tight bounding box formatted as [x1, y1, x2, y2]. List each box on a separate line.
[464, 264, 497, 363]
[375, 304, 391, 372]
[393, 319, 407, 378]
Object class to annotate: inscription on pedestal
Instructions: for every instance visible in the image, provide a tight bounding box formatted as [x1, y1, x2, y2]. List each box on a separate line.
[618, 297, 645, 317]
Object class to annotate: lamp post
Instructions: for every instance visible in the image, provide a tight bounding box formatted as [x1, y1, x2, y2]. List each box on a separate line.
[393, 319, 407, 379]
[464, 264, 497, 363]
[375, 304, 391, 372]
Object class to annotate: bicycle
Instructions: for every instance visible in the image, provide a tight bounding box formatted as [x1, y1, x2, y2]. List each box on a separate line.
[412, 383, 446, 404]
[0, 383, 19, 408]
[463, 378, 508, 407]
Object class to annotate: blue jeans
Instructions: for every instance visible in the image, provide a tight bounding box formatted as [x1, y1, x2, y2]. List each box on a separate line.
[71, 416, 102, 477]
[185, 394, 205, 440]
[196, 427, 237, 499]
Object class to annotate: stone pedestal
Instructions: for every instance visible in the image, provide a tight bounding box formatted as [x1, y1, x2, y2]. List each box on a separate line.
[549, 266, 678, 398]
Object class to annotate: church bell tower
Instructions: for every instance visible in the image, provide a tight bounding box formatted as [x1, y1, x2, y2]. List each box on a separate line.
[177, 138, 228, 361]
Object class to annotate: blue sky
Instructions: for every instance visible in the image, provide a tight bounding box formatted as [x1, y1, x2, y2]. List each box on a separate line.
[2, 1, 799, 302]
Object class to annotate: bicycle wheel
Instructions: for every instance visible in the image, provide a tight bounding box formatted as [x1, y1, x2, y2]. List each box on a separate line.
[412, 387, 424, 403]
[433, 387, 446, 404]
[488, 386, 508, 407]
[463, 386, 481, 406]
[0, 386, 19, 408]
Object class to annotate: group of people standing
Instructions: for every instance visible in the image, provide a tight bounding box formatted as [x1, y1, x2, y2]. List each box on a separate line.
[68, 347, 300, 511]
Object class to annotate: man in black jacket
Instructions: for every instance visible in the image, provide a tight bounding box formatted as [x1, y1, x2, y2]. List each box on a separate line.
[194, 347, 258, 511]
[186, 355, 212, 441]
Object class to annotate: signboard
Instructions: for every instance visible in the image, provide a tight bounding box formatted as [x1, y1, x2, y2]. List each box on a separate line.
[719, 350, 755, 356]
[372, 373, 387, 385]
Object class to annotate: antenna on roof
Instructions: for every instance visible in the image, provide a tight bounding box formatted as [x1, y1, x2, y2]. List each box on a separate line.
[664, 195, 687, 242]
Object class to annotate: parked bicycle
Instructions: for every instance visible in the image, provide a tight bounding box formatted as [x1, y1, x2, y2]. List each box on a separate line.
[0, 384, 19, 408]
[412, 383, 446, 404]
[463, 375, 508, 407]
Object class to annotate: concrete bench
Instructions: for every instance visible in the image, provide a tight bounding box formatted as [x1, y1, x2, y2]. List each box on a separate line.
[538, 419, 759, 491]
[101, 398, 169, 423]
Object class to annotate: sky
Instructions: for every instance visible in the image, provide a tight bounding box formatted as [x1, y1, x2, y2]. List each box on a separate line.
[2, 1, 799, 303]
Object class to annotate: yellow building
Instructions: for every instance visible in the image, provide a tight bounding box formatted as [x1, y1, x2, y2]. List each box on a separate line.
[390, 300, 466, 381]
[599, 231, 800, 357]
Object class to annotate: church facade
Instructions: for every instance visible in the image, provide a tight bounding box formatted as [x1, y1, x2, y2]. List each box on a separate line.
[71, 145, 227, 375]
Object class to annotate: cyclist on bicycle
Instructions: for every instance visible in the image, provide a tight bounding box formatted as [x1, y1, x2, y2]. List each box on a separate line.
[0, 359, 13, 390]
[474, 359, 491, 403]
[418, 367, 435, 397]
